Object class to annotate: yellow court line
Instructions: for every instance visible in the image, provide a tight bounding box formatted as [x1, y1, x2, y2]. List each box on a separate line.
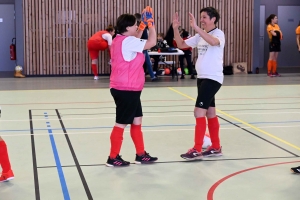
[168, 87, 300, 151]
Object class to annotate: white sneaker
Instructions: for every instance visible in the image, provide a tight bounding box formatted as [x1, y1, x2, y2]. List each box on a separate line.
[94, 76, 99, 80]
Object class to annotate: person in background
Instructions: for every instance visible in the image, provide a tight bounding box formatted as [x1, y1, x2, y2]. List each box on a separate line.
[87, 25, 115, 80]
[265, 14, 282, 77]
[296, 20, 300, 52]
[173, 28, 196, 79]
[150, 33, 169, 74]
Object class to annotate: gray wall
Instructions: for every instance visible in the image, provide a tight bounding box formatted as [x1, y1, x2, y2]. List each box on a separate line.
[0, 0, 14, 3]
[260, 0, 300, 68]
[0, 0, 23, 68]
[15, 0, 23, 67]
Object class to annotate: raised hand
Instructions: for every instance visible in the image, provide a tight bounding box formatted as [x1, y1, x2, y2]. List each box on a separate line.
[172, 12, 180, 29]
[189, 12, 198, 30]
[142, 6, 154, 27]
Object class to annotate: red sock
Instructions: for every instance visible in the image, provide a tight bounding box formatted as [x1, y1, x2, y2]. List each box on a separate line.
[0, 140, 11, 173]
[109, 126, 124, 159]
[208, 116, 221, 149]
[193, 117, 206, 152]
[272, 60, 277, 73]
[267, 60, 272, 73]
[91, 64, 98, 76]
[130, 124, 145, 155]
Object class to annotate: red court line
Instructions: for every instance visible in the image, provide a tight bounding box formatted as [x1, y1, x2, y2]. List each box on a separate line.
[207, 160, 300, 200]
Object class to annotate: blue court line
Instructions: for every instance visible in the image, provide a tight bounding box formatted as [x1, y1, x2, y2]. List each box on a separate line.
[44, 113, 70, 200]
[1, 120, 300, 133]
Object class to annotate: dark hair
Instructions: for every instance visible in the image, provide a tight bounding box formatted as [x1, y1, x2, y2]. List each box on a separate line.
[134, 13, 141, 26]
[116, 14, 136, 34]
[181, 29, 189, 38]
[298, 20, 300, 26]
[266, 14, 276, 25]
[105, 24, 114, 32]
[164, 24, 175, 47]
[200, 7, 220, 24]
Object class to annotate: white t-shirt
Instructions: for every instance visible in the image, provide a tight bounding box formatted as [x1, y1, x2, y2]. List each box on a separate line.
[185, 28, 225, 84]
[121, 36, 147, 61]
[102, 33, 113, 45]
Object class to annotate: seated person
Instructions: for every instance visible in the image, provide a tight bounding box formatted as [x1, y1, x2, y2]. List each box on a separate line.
[173, 28, 196, 79]
[150, 33, 169, 74]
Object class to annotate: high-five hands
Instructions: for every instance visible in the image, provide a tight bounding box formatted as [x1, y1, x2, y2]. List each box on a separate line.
[188, 12, 198, 30]
[172, 12, 180, 29]
[142, 6, 154, 28]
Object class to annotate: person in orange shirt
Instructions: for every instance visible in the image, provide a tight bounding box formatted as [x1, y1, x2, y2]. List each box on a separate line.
[296, 21, 300, 52]
[87, 25, 115, 80]
[266, 14, 282, 77]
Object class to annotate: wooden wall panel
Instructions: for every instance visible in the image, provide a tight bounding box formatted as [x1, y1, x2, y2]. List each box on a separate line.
[23, 0, 254, 75]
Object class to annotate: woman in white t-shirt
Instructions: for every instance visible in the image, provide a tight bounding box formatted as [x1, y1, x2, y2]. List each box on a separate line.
[173, 7, 225, 160]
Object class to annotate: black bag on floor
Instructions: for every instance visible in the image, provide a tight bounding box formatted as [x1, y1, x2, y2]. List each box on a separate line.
[223, 65, 233, 75]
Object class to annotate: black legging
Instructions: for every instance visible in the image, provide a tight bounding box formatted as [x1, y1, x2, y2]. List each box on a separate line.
[179, 50, 194, 75]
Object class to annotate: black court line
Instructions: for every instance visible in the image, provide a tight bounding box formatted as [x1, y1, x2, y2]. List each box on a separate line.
[218, 115, 300, 157]
[29, 110, 40, 200]
[35, 156, 297, 168]
[55, 109, 93, 200]
[31, 105, 193, 110]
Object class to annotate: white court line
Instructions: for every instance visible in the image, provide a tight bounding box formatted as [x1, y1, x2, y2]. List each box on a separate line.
[0, 114, 193, 122]
[2, 111, 300, 122]
[1, 124, 300, 137]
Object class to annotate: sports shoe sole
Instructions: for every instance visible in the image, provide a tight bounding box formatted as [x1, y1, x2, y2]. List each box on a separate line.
[180, 155, 203, 161]
[135, 159, 158, 164]
[203, 153, 223, 157]
[105, 163, 130, 167]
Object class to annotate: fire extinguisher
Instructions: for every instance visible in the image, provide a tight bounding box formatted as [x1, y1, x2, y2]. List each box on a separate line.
[10, 38, 16, 60]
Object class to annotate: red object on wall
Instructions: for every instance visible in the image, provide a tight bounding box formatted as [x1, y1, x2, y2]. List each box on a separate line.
[10, 38, 16, 60]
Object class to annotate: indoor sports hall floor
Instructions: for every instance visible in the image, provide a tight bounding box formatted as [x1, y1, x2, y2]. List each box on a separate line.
[0, 73, 300, 200]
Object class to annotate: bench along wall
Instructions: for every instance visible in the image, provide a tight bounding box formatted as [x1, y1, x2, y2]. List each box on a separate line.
[23, 0, 254, 75]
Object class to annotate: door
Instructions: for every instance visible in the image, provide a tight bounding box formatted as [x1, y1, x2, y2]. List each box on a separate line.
[259, 5, 265, 68]
[0, 4, 15, 72]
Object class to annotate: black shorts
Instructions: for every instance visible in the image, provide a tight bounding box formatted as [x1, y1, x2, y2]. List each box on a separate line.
[269, 41, 281, 52]
[195, 79, 222, 109]
[110, 88, 143, 124]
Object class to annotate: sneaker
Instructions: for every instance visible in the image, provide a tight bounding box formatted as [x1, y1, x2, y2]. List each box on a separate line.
[180, 148, 203, 160]
[202, 146, 222, 157]
[106, 155, 130, 167]
[0, 170, 14, 182]
[135, 151, 158, 164]
[291, 166, 300, 174]
[267, 73, 273, 77]
[273, 72, 281, 77]
[94, 76, 99, 80]
[180, 75, 185, 79]
[151, 77, 158, 82]
[190, 74, 196, 79]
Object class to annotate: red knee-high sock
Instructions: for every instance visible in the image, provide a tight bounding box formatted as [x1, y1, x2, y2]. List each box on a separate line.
[193, 117, 206, 152]
[207, 116, 221, 149]
[109, 126, 124, 159]
[130, 124, 145, 155]
[91, 64, 98, 76]
[272, 60, 277, 73]
[0, 140, 11, 173]
[267, 60, 272, 73]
